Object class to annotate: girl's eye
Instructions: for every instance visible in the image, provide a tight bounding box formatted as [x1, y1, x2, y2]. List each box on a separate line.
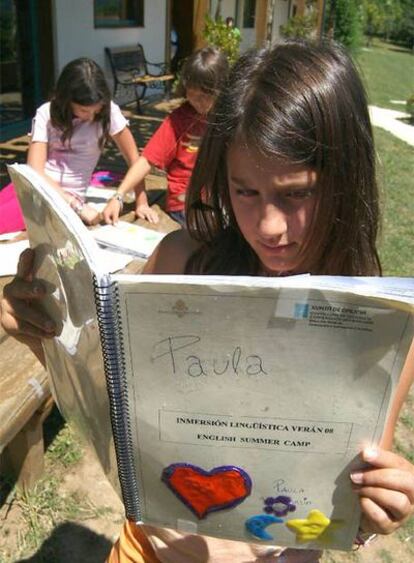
[235, 188, 257, 197]
[285, 189, 315, 200]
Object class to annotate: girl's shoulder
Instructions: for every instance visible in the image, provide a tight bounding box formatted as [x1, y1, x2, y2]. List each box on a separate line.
[109, 100, 123, 114]
[34, 102, 51, 119]
[143, 229, 201, 275]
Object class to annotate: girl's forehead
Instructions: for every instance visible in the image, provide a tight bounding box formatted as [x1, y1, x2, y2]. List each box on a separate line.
[227, 142, 312, 175]
[71, 101, 103, 109]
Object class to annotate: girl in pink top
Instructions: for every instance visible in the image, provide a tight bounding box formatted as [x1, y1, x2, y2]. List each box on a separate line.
[28, 57, 139, 225]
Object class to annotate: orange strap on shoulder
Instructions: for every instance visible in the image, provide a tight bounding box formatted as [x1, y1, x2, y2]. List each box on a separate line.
[107, 520, 159, 563]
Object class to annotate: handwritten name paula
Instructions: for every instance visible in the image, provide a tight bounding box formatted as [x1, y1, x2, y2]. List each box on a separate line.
[151, 335, 268, 377]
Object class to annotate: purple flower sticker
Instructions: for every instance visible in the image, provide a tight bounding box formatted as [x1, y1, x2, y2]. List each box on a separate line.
[263, 495, 296, 517]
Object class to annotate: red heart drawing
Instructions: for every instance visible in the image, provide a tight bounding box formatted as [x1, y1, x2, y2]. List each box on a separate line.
[161, 463, 252, 519]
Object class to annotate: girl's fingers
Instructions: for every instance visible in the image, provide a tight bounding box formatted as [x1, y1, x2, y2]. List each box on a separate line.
[351, 447, 414, 534]
[4, 296, 55, 336]
[361, 447, 414, 472]
[103, 201, 118, 224]
[359, 497, 400, 534]
[137, 207, 159, 224]
[351, 467, 414, 504]
[352, 448, 414, 503]
[10, 316, 55, 340]
[3, 276, 46, 301]
[150, 210, 159, 224]
[16, 247, 35, 279]
[354, 485, 412, 523]
[136, 209, 147, 221]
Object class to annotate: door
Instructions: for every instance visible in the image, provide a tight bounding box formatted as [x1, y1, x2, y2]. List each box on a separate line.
[0, 0, 55, 141]
[170, 0, 195, 71]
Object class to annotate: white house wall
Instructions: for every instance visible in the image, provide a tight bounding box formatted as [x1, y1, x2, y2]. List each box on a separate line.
[51, 1, 292, 84]
[53, 0, 167, 87]
[212, 0, 238, 20]
[228, 0, 291, 52]
[272, 0, 291, 41]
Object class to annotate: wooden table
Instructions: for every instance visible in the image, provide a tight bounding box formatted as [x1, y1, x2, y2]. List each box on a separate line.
[0, 205, 179, 489]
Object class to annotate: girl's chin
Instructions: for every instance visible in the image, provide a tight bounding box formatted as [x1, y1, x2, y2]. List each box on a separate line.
[259, 257, 301, 277]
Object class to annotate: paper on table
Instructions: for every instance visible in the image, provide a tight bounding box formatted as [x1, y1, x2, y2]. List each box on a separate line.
[0, 231, 24, 241]
[0, 239, 30, 276]
[86, 186, 135, 212]
[92, 221, 166, 259]
[96, 247, 135, 273]
[86, 186, 116, 212]
[0, 230, 132, 278]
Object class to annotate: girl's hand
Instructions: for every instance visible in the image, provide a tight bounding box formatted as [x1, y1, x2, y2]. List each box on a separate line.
[102, 198, 122, 225]
[351, 447, 414, 535]
[136, 203, 159, 224]
[1, 249, 55, 354]
[80, 204, 101, 226]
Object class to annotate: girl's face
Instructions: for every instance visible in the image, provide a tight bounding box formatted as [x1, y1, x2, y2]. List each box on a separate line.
[70, 101, 104, 122]
[186, 87, 215, 115]
[227, 142, 317, 275]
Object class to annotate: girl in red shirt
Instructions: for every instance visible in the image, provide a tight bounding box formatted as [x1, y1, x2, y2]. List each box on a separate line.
[103, 47, 229, 227]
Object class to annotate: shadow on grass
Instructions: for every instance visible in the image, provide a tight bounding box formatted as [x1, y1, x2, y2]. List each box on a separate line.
[16, 521, 112, 563]
[387, 45, 413, 54]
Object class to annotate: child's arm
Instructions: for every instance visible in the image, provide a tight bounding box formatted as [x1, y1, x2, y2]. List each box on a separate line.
[112, 127, 153, 222]
[351, 341, 414, 536]
[112, 126, 139, 166]
[27, 141, 101, 226]
[102, 156, 158, 224]
[28, 141, 73, 203]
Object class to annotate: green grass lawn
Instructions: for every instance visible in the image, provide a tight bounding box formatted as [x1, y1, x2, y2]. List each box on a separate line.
[355, 41, 414, 276]
[374, 127, 414, 276]
[356, 40, 414, 109]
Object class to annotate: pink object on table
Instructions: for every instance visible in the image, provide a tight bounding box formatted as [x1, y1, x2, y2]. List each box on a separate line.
[0, 182, 26, 234]
[90, 170, 124, 187]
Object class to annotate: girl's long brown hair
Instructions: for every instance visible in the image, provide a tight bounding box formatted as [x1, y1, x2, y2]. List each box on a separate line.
[50, 57, 111, 149]
[185, 40, 381, 277]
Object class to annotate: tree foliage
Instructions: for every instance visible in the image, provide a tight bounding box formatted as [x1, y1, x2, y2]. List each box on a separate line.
[280, 12, 317, 40]
[202, 15, 241, 65]
[362, 0, 414, 48]
[326, 0, 363, 52]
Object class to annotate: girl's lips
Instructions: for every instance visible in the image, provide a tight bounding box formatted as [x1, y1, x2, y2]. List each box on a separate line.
[257, 241, 297, 255]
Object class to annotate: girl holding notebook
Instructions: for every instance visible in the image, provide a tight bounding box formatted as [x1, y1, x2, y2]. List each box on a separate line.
[2, 40, 414, 562]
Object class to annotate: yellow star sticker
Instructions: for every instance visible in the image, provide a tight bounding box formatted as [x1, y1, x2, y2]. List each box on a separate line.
[286, 509, 331, 543]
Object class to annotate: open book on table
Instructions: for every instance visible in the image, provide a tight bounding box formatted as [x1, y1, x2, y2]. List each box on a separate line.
[9, 163, 414, 551]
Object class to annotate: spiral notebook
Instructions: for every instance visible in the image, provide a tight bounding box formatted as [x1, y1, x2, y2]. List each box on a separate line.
[9, 164, 414, 551]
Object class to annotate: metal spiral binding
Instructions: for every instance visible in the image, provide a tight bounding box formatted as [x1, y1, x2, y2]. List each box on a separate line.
[93, 274, 141, 521]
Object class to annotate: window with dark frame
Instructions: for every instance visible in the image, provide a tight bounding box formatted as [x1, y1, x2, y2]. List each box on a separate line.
[243, 0, 256, 28]
[94, 0, 144, 28]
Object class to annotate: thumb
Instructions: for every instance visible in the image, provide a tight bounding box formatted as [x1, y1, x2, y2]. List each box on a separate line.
[17, 248, 35, 281]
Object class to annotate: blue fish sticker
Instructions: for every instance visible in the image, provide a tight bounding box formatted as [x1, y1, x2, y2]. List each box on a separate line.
[245, 514, 283, 540]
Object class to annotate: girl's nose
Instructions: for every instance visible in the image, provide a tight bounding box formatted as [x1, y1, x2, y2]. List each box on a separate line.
[257, 203, 288, 239]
